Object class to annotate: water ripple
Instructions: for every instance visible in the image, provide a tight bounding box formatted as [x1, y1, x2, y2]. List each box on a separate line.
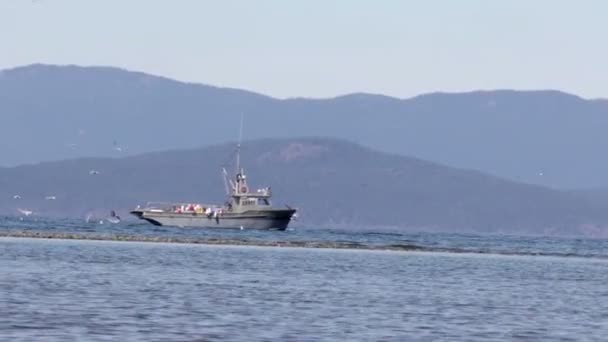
[2, 235, 607, 341]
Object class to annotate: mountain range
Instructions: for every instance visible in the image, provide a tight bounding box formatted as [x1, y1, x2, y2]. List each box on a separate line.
[1, 138, 608, 237]
[2, 64, 608, 189]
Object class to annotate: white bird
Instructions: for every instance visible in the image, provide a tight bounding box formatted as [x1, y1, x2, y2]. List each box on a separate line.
[89, 170, 100, 175]
[113, 140, 125, 152]
[13, 195, 21, 199]
[45, 195, 57, 200]
[18, 208, 33, 216]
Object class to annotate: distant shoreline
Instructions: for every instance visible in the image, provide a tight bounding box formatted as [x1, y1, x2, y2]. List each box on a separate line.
[0, 229, 425, 252]
[1, 230, 606, 261]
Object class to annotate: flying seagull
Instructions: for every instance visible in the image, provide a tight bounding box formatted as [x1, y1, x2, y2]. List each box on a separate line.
[113, 140, 125, 152]
[18, 208, 33, 216]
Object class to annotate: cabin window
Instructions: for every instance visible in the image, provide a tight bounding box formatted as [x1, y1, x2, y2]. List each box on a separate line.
[241, 199, 256, 206]
[258, 198, 269, 206]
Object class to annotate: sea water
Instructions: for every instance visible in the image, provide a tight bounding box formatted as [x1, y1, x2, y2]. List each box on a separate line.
[1, 216, 608, 341]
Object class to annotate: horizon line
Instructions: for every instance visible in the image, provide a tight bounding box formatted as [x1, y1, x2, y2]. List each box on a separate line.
[1, 62, 604, 102]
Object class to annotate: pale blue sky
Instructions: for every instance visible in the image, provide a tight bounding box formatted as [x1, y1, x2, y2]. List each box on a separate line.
[1, 0, 606, 99]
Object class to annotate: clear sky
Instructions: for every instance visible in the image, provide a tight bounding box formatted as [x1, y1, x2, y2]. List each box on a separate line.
[1, 0, 606, 99]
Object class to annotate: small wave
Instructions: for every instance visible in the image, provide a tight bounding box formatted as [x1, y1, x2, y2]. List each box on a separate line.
[360, 231, 406, 238]
[385, 243, 428, 251]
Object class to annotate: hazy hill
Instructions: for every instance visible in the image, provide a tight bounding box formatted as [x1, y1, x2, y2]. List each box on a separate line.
[1, 138, 608, 237]
[2, 64, 608, 189]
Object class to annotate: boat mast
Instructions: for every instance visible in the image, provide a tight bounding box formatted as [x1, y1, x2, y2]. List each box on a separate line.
[221, 114, 246, 197]
[222, 168, 231, 195]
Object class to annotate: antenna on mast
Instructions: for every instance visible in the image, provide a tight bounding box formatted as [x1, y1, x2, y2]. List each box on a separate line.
[236, 112, 244, 174]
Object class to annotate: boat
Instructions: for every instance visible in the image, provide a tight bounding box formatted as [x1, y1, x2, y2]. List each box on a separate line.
[130, 133, 297, 230]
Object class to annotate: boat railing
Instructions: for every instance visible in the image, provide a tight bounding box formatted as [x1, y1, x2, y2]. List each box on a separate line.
[143, 201, 220, 213]
[144, 201, 176, 210]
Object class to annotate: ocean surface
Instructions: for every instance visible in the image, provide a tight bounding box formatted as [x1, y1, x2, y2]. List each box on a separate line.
[1, 216, 608, 341]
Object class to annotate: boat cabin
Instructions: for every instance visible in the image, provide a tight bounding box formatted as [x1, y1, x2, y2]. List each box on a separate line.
[226, 170, 273, 213]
